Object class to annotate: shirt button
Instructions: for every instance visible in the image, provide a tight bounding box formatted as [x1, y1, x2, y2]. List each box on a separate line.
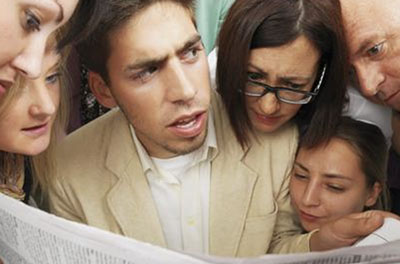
[188, 218, 196, 226]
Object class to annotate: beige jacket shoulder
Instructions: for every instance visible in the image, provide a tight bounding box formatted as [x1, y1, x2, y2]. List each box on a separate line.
[49, 92, 311, 257]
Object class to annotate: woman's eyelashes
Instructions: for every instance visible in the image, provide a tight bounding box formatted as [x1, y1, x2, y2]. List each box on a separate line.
[247, 71, 264, 81]
[24, 9, 41, 32]
[45, 71, 61, 85]
[293, 172, 308, 181]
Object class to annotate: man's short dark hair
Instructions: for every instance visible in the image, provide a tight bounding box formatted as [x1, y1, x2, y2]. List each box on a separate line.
[76, 0, 195, 85]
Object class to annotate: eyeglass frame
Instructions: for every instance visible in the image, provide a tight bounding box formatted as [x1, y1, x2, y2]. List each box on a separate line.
[240, 63, 327, 105]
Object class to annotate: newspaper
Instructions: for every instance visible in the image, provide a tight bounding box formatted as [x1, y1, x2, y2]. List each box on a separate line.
[1, 192, 400, 264]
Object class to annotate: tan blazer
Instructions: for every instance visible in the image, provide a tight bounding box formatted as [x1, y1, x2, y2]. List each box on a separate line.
[49, 92, 311, 257]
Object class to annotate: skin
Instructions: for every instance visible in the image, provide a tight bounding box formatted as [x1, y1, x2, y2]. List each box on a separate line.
[341, 0, 400, 111]
[245, 35, 320, 133]
[90, 2, 211, 159]
[0, 0, 78, 94]
[0, 49, 61, 155]
[290, 138, 381, 232]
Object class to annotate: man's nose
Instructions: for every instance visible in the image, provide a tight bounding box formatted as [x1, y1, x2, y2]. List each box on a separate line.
[166, 60, 197, 103]
[355, 63, 385, 98]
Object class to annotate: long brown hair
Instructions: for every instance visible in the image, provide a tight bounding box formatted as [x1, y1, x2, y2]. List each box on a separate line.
[298, 116, 390, 210]
[217, 0, 348, 148]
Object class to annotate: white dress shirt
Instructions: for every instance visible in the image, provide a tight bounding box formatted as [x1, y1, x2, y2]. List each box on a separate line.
[130, 113, 217, 254]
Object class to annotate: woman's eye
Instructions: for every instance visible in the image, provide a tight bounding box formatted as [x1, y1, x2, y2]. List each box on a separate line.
[25, 10, 41, 32]
[247, 72, 263, 81]
[294, 173, 308, 181]
[45, 72, 61, 85]
[285, 82, 306, 90]
[288, 83, 302, 89]
[327, 184, 345, 193]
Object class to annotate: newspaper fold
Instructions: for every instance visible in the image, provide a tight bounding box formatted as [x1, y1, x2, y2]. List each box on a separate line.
[1, 193, 400, 264]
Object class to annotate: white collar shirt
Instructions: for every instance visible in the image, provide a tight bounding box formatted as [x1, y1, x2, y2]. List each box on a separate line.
[130, 111, 217, 254]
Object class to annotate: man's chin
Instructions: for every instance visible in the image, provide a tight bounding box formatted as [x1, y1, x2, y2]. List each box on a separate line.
[171, 128, 208, 156]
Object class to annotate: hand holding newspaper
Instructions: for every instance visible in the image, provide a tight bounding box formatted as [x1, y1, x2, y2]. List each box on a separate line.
[1, 192, 400, 264]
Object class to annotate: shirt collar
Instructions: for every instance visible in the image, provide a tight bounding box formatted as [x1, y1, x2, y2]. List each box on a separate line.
[130, 107, 218, 174]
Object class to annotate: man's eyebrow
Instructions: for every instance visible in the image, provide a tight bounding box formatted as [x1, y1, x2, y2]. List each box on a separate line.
[124, 35, 202, 73]
[176, 34, 202, 55]
[54, 0, 64, 23]
[124, 55, 168, 73]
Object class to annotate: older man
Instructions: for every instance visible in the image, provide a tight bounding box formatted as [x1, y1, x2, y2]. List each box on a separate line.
[341, 0, 400, 214]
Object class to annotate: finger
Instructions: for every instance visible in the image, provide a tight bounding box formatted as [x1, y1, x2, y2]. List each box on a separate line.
[349, 210, 400, 221]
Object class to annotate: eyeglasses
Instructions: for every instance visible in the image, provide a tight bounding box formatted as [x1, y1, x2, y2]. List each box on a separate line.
[240, 64, 327, 105]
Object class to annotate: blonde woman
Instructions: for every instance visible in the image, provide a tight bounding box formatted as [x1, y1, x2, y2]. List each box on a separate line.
[0, 0, 101, 86]
[0, 40, 69, 207]
[0, 0, 103, 205]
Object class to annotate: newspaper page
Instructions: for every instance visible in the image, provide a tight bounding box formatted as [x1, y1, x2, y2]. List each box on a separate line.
[1, 192, 400, 264]
[0, 193, 206, 264]
[194, 240, 400, 264]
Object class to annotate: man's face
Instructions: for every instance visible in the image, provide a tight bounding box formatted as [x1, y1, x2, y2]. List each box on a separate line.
[105, 2, 211, 159]
[341, 0, 400, 111]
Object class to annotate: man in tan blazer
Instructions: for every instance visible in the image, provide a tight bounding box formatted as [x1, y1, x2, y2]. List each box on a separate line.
[49, 0, 395, 257]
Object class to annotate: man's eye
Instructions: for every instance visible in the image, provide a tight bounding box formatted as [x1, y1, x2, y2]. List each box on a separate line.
[25, 10, 41, 32]
[182, 46, 202, 62]
[134, 66, 158, 82]
[367, 42, 384, 57]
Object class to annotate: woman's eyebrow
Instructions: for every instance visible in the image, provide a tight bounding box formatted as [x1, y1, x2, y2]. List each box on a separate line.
[53, 0, 64, 23]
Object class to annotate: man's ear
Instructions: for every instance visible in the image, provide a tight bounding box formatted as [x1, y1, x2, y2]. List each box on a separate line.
[365, 182, 383, 207]
[88, 71, 117, 108]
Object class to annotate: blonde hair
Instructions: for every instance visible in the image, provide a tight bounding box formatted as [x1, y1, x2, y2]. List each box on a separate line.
[0, 35, 70, 205]
[31, 53, 70, 202]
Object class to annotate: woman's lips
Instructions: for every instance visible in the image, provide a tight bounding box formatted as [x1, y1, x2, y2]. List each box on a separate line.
[0, 83, 6, 95]
[0, 80, 13, 96]
[22, 123, 49, 137]
[168, 111, 207, 138]
[299, 210, 321, 222]
[254, 111, 281, 126]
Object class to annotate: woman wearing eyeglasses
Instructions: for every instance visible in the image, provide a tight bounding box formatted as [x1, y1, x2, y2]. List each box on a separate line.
[216, 0, 348, 149]
[212, 0, 390, 251]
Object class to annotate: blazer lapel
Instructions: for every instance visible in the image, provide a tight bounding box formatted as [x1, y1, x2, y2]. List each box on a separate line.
[103, 110, 166, 247]
[209, 93, 258, 256]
